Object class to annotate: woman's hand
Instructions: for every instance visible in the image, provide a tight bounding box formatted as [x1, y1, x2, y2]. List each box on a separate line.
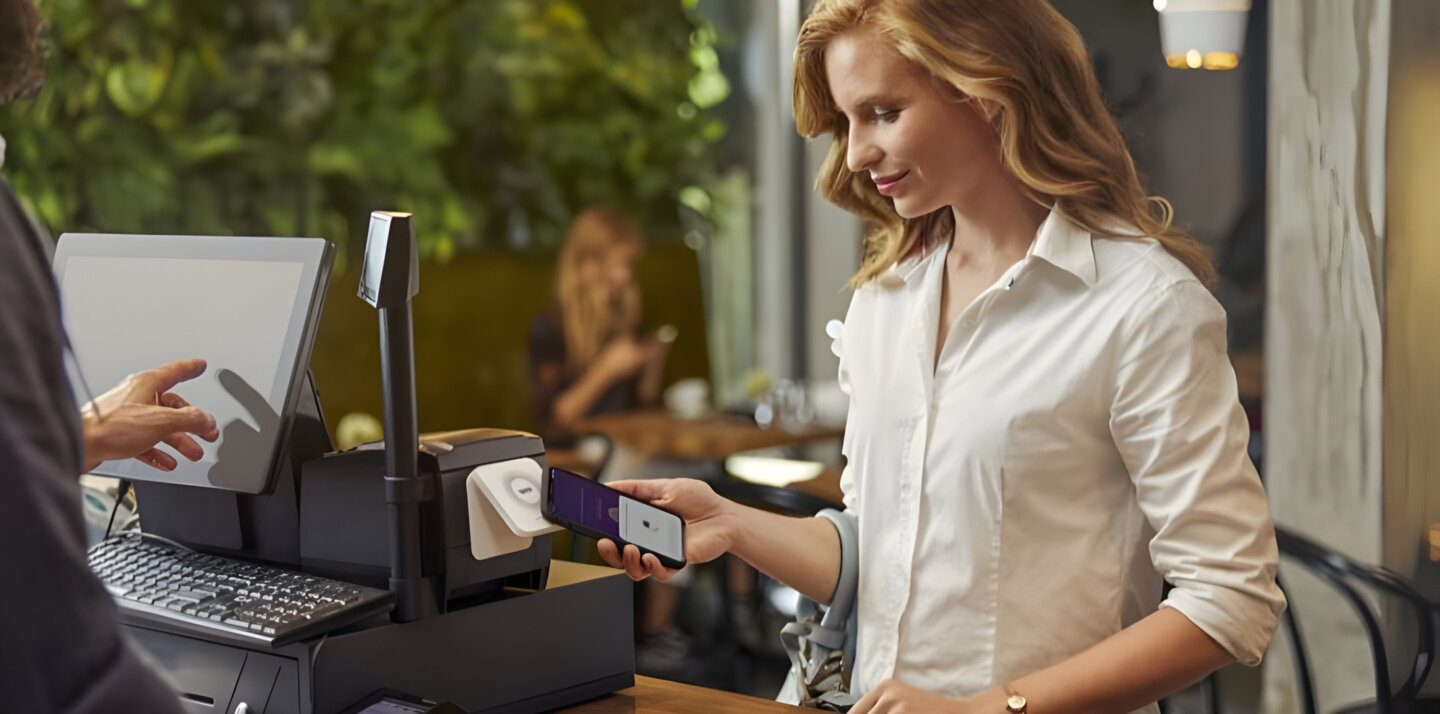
[851, 679, 998, 714]
[636, 337, 671, 405]
[81, 358, 220, 472]
[552, 335, 667, 429]
[596, 478, 735, 581]
[594, 335, 665, 381]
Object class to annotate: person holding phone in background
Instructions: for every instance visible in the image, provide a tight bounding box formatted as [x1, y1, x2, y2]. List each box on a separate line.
[527, 207, 696, 671]
[598, 1, 1285, 712]
[527, 207, 669, 449]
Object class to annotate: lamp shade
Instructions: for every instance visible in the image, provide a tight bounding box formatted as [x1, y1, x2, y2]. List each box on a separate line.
[1155, 0, 1251, 70]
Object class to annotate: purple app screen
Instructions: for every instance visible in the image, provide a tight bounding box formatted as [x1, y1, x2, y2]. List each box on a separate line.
[549, 468, 621, 539]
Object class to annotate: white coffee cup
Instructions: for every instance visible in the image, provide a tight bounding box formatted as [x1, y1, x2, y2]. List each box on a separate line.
[664, 378, 710, 419]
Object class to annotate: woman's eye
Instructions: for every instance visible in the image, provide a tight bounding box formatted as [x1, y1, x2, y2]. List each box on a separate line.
[873, 108, 900, 124]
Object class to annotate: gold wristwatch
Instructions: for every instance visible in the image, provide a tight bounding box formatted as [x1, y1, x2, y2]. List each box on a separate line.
[1003, 682, 1028, 713]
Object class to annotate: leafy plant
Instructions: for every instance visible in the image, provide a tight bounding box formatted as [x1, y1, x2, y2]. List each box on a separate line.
[0, 0, 730, 258]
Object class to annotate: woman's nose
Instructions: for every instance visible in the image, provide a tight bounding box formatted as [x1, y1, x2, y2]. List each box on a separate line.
[847, 133, 881, 174]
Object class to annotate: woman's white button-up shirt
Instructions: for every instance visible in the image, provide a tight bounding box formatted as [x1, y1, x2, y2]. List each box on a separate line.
[836, 208, 1285, 710]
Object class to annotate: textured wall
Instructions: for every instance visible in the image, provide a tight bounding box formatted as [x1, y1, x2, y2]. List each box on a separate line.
[1265, 0, 1390, 711]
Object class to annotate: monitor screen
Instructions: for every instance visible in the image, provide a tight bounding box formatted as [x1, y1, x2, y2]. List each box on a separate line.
[53, 234, 332, 494]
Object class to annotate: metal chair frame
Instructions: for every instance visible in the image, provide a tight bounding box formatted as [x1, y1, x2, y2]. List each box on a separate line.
[1276, 526, 1437, 714]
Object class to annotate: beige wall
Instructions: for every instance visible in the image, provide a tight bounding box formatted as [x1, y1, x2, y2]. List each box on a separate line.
[1382, 0, 1440, 597]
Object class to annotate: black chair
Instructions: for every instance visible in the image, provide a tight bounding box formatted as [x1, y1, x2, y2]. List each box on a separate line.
[710, 473, 845, 692]
[1276, 526, 1440, 714]
[712, 477, 842, 520]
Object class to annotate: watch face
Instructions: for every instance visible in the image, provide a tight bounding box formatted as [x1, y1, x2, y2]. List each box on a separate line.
[1006, 694, 1027, 712]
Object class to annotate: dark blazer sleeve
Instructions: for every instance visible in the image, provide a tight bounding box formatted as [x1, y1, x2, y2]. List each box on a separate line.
[0, 178, 184, 713]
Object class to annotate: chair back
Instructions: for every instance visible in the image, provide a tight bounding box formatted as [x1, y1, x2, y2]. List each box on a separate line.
[1275, 526, 1436, 714]
[713, 478, 842, 518]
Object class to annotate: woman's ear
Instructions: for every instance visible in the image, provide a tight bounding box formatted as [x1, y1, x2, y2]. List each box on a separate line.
[973, 97, 1001, 123]
[950, 86, 1001, 125]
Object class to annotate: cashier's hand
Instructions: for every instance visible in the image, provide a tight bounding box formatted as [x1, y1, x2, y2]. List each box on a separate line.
[850, 679, 982, 714]
[596, 478, 733, 582]
[81, 358, 220, 473]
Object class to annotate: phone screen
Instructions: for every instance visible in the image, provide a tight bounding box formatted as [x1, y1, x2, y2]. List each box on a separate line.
[546, 468, 684, 563]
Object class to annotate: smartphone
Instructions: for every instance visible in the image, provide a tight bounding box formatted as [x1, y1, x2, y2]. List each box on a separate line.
[542, 467, 686, 569]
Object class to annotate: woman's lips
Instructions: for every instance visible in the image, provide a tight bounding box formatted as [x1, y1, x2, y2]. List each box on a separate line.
[873, 171, 909, 196]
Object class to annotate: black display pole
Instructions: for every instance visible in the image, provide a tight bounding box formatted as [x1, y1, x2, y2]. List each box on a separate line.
[357, 210, 436, 622]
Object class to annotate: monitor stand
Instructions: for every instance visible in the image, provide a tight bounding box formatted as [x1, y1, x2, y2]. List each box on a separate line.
[132, 370, 332, 566]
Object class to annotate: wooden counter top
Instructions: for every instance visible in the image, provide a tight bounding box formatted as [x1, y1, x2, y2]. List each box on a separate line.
[558, 675, 804, 713]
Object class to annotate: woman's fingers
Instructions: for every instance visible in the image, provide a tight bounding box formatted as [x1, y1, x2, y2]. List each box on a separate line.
[597, 541, 680, 582]
[601, 543, 649, 581]
[597, 539, 624, 569]
[628, 545, 652, 580]
[641, 553, 674, 581]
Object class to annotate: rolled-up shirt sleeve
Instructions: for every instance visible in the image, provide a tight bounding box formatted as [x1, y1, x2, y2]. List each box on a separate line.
[1108, 280, 1285, 666]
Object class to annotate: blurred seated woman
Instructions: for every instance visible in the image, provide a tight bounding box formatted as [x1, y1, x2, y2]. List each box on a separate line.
[527, 207, 668, 450]
[529, 209, 697, 673]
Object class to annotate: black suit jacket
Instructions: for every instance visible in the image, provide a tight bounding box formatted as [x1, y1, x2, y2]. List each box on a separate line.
[0, 177, 183, 713]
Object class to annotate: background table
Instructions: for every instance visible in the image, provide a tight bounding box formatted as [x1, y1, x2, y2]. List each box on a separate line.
[575, 409, 842, 462]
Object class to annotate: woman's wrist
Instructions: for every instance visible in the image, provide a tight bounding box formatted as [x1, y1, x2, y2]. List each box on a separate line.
[713, 498, 751, 555]
[971, 685, 1015, 713]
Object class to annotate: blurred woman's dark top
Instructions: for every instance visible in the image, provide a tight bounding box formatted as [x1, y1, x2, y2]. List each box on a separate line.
[527, 305, 637, 447]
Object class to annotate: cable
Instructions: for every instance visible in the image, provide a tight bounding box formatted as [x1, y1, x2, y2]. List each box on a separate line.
[104, 479, 132, 539]
[63, 332, 105, 423]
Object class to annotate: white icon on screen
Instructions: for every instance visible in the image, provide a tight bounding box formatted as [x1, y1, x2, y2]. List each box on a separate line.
[618, 499, 682, 560]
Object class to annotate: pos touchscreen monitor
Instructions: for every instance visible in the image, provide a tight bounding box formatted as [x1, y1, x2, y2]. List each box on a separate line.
[53, 234, 333, 495]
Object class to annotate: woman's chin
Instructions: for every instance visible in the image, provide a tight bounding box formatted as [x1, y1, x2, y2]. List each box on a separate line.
[890, 197, 934, 220]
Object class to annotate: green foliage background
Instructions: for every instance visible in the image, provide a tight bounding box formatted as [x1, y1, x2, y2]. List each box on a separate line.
[0, 0, 730, 259]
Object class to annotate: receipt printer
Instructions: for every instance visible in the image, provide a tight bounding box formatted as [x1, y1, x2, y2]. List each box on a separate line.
[299, 428, 555, 606]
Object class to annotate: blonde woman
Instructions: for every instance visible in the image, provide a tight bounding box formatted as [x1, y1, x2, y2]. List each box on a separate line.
[597, 1, 1285, 712]
[528, 208, 667, 447]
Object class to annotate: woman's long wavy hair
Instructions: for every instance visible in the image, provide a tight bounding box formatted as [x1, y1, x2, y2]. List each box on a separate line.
[555, 208, 642, 374]
[794, 0, 1214, 287]
[0, 0, 47, 103]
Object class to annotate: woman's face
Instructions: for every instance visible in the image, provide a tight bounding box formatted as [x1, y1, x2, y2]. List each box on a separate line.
[594, 241, 638, 301]
[825, 28, 1002, 219]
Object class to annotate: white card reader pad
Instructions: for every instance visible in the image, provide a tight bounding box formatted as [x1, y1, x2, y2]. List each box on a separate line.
[466, 457, 562, 561]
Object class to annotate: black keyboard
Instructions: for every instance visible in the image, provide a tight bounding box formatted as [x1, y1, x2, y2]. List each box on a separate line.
[88, 532, 394, 648]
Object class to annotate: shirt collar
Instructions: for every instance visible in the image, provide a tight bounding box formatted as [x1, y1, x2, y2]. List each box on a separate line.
[1026, 206, 1098, 286]
[878, 235, 943, 288]
[878, 205, 1108, 289]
